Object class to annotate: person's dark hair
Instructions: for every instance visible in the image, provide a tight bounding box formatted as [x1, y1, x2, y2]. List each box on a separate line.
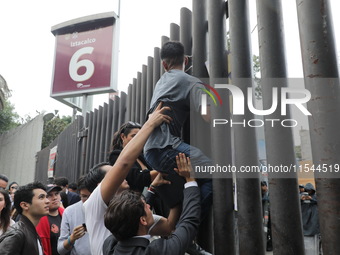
[68, 182, 78, 191]
[54, 177, 69, 187]
[85, 162, 109, 193]
[77, 176, 87, 192]
[0, 189, 11, 233]
[111, 121, 142, 151]
[0, 174, 9, 184]
[8, 182, 18, 190]
[160, 41, 185, 69]
[104, 190, 146, 241]
[14, 181, 46, 215]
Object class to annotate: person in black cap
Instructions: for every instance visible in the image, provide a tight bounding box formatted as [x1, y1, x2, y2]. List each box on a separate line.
[36, 184, 64, 255]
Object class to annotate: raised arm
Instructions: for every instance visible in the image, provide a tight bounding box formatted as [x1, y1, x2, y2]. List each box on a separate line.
[149, 154, 196, 237]
[148, 173, 180, 237]
[147, 153, 201, 254]
[100, 103, 172, 204]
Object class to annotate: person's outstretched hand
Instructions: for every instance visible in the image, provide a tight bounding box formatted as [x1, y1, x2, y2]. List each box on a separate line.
[147, 102, 172, 128]
[174, 153, 195, 182]
[151, 172, 171, 187]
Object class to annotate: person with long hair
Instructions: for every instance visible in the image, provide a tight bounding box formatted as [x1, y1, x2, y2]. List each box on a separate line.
[108, 121, 159, 192]
[8, 182, 19, 221]
[0, 189, 15, 236]
[109, 122, 171, 218]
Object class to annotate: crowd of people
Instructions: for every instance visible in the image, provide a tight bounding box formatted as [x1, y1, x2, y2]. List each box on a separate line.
[0, 41, 213, 255]
[0, 41, 322, 255]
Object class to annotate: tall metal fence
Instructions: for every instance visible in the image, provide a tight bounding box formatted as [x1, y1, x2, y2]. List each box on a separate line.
[35, 94, 128, 183]
[35, 1, 340, 254]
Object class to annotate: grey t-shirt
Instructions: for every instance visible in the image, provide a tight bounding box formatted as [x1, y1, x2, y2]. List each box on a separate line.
[144, 69, 203, 152]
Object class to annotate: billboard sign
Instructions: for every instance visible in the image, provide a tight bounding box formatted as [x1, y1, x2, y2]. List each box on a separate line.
[51, 12, 119, 99]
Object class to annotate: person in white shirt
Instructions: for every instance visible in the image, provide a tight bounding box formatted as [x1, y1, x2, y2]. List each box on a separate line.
[83, 103, 180, 255]
[57, 176, 91, 255]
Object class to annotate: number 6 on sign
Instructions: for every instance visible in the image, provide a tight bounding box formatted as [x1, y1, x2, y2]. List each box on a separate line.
[69, 47, 94, 82]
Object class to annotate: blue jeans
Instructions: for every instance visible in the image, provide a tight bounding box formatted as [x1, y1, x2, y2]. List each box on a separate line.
[145, 142, 213, 221]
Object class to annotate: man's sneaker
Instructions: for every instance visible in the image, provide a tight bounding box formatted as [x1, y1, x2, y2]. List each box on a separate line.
[186, 242, 212, 255]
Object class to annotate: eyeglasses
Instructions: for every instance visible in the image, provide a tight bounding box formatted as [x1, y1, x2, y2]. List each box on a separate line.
[10, 186, 18, 190]
[120, 121, 141, 134]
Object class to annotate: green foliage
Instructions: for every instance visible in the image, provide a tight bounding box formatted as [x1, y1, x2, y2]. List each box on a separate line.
[0, 100, 20, 133]
[42, 115, 71, 148]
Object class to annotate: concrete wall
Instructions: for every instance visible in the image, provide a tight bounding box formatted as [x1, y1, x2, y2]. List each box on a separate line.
[0, 114, 44, 186]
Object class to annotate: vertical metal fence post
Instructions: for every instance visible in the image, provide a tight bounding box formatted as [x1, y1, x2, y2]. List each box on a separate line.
[208, 0, 235, 254]
[136, 72, 142, 123]
[170, 23, 180, 41]
[85, 111, 94, 171]
[119, 92, 127, 127]
[112, 95, 120, 136]
[256, 0, 305, 254]
[153, 47, 161, 89]
[100, 104, 108, 162]
[296, 0, 340, 254]
[160, 36, 169, 76]
[192, 0, 209, 78]
[127, 84, 132, 121]
[140, 65, 147, 124]
[131, 78, 137, 122]
[146, 56, 154, 111]
[229, 0, 265, 253]
[94, 107, 102, 164]
[90, 111, 97, 168]
[180, 7, 192, 75]
[191, 1, 214, 251]
[105, 99, 114, 161]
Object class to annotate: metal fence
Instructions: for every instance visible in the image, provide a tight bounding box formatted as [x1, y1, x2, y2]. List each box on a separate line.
[35, 1, 340, 254]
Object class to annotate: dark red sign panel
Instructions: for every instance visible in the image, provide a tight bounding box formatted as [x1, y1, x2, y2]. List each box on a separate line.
[51, 25, 114, 97]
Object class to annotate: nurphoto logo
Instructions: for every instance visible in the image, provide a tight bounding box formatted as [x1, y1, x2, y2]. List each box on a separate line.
[198, 83, 312, 128]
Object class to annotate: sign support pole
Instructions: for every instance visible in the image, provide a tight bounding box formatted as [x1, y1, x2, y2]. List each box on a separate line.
[82, 94, 88, 125]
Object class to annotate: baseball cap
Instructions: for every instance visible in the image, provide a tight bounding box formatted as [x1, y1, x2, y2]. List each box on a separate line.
[46, 184, 62, 193]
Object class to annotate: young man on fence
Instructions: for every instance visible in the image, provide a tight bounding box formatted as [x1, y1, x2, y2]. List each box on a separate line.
[143, 41, 213, 254]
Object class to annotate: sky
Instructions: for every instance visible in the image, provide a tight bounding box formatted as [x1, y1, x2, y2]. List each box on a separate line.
[0, 0, 339, 129]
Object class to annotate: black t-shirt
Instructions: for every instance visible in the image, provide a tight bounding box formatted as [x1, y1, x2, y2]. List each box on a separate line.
[48, 214, 62, 255]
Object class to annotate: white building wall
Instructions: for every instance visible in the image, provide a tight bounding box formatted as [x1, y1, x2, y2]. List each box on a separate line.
[0, 114, 44, 185]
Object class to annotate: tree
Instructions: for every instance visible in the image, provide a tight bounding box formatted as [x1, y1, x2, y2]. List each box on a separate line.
[0, 99, 20, 134]
[41, 115, 72, 148]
